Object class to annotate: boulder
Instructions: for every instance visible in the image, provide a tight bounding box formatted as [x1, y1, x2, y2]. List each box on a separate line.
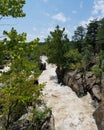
[63, 71, 85, 97]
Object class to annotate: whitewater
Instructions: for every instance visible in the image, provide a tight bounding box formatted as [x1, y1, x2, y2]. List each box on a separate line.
[39, 56, 98, 130]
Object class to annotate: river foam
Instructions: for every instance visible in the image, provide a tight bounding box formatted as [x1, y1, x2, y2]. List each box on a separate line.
[39, 56, 98, 130]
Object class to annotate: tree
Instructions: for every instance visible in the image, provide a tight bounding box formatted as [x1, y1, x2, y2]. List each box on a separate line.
[0, 0, 25, 19]
[72, 25, 86, 52]
[3, 28, 27, 60]
[64, 48, 82, 70]
[0, 0, 26, 64]
[0, 30, 44, 129]
[45, 25, 70, 68]
[96, 18, 104, 51]
[85, 19, 99, 54]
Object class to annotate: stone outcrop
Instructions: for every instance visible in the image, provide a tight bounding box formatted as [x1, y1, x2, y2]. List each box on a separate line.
[93, 102, 104, 130]
[63, 69, 101, 102]
[9, 112, 54, 130]
[8, 105, 55, 130]
[62, 68, 104, 130]
[41, 112, 55, 130]
[93, 72, 104, 130]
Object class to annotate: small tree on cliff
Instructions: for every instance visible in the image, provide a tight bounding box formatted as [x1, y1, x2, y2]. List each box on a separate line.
[45, 26, 82, 83]
[45, 25, 70, 68]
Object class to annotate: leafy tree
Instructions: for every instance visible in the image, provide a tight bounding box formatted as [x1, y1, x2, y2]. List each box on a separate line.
[0, 0, 26, 65]
[0, 0, 25, 19]
[0, 29, 44, 129]
[85, 19, 99, 54]
[64, 48, 82, 70]
[0, 72, 44, 129]
[3, 28, 27, 60]
[96, 18, 104, 51]
[45, 25, 70, 68]
[91, 50, 104, 93]
[72, 26, 86, 52]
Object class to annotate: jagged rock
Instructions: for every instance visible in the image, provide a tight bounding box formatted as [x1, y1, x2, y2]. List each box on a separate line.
[92, 85, 101, 101]
[41, 112, 55, 130]
[85, 72, 96, 89]
[75, 73, 81, 80]
[62, 69, 103, 102]
[93, 72, 104, 130]
[8, 105, 55, 130]
[86, 71, 94, 78]
[63, 71, 85, 97]
[9, 120, 31, 130]
[93, 102, 104, 130]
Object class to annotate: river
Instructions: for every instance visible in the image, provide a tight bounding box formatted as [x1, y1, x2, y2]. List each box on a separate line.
[39, 56, 98, 130]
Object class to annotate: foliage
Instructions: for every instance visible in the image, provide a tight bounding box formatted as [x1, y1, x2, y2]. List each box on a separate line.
[45, 25, 70, 67]
[0, 41, 5, 64]
[72, 26, 86, 52]
[0, 0, 25, 18]
[85, 19, 99, 54]
[64, 49, 82, 69]
[0, 29, 45, 129]
[31, 107, 51, 130]
[92, 66, 102, 78]
[0, 72, 44, 129]
[96, 18, 104, 51]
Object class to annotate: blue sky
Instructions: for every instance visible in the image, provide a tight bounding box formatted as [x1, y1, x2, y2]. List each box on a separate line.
[0, 0, 104, 42]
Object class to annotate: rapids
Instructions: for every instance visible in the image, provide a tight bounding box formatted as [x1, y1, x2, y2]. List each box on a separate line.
[39, 56, 98, 130]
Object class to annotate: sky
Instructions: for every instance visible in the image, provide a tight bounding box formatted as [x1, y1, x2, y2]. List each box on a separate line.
[0, 0, 104, 42]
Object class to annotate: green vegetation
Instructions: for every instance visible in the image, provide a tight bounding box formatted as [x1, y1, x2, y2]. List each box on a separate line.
[0, 28, 45, 129]
[0, 1, 49, 130]
[45, 19, 104, 84]
[0, 0, 25, 18]
[0, 1, 104, 129]
[45, 25, 70, 67]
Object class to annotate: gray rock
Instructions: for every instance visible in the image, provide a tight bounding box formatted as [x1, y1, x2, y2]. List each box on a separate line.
[9, 105, 55, 130]
[92, 85, 101, 101]
[93, 102, 104, 130]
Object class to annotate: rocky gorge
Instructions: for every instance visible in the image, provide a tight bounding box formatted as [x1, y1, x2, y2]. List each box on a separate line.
[39, 56, 98, 130]
[0, 55, 104, 130]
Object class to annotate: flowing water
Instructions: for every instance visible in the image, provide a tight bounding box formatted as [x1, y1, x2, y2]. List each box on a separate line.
[39, 56, 98, 130]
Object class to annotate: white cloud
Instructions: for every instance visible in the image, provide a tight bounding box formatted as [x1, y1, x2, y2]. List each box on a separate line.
[80, 16, 95, 27]
[52, 12, 67, 23]
[92, 0, 104, 17]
